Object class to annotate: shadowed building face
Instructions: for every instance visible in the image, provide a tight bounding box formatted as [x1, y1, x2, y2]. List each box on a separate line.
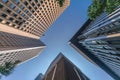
[0, 0, 70, 66]
[0, 31, 46, 66]
[69, 7, 120, 80]
[43, 53, 89, 80]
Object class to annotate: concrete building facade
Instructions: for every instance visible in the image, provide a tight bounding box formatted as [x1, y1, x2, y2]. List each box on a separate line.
[0, 0, 70, 65]
[0, 31, 45, 66]
[43, 53, 89, 80]
[0, 0, 70, 38]
[70, 7, 120, 80]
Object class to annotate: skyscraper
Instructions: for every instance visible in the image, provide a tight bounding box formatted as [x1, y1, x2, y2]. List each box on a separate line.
[0, 0, 70, 38]
[69, 7, 120, 80]
[43, 53, 89, 80]
[0, 0, 70, 65]
[0, 31, 46, 66]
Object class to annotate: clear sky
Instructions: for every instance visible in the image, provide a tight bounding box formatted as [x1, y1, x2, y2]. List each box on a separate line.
[2, 0, 114, 80]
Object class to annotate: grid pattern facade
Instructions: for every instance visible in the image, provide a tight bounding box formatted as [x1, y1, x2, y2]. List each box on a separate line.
[0, 47, 44, 66]
[70, 7, 120, 80]
[0, 0, 70, 37]
[0, 31, 45, 66]
[43, 54, 89, 80]
[0, 31, 45, 51]
[0, 0, 70, 66]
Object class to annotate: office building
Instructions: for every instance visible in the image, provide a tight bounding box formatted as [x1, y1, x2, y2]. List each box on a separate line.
[0, 0, 70, 65]
[0, 0, 70, 38]
[43, 53, 89, 80]
[69, 7, 120, 80]
[0, 31, 45, 66]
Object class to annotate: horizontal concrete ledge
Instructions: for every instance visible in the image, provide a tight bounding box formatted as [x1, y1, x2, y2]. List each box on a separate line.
[107, 33, 120, 38]
[0, 46, 46, 54]
[0, 24, 39, 39]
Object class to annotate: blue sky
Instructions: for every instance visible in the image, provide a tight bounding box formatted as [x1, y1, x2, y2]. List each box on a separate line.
[2, 0, 114, 80]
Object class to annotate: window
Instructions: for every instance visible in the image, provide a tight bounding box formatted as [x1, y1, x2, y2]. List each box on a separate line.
[20, 5, 24, 9]
[21, 13, 25, 16]
[6, 22, 10, 25]
[103, 46, 112, 50]
[0, 4, 3, 8]
[0, 18, 3, 22]
[6, 9, 11, 13]
[26, 17, 29, 20]
[116, 48, 120, 51]
[42, 5, 45, 7]
[14, 0, 19, 4]
[12, 24, 15, 27]
[116, 57, 120, 60]
[28, 6, 32, 9]
[18, 22, 22, 25]
[2, 14, 7, 18]
[34, 13, 37, 15]
[17, 9, 21, 13]
[2, 0, 8, 3]
[15, 20, 19, 24]
[35, 0, 38, 3]
[107, 40, 120, 44]
[21, 27, 23, 30]
[17, 26, 20, 28]
[25, 10, 28, 13]
[10, 4, 15, 9]
[18, 17, 22, 20]
[32, 10, 34, 13]
[45, 2, 47, 4]
[114, 21, 120, 26]
[24, 1, 28, 5]
[32, 3, 35, 6]
[23, 20, 25, 22]
[35, 7, 37, 10]
[23, 25, 26, 27]
[13, 14, 17, 17]
[0, 54, 2, 56]
[28, 13, 32, 16]
[41, 1, 43, 4]
[9, 17, 14, 21]
[31, 16, 34, 18]
[37, 4, 40, 6]
[109, 24, 114, 28]
[6, 53, 9, 55]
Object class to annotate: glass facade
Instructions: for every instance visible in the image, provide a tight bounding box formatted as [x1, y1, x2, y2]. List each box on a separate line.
[70, 7, 120, 80]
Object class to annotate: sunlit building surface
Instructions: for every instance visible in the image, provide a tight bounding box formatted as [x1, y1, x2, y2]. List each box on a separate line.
[43, 53, 89, 80]
[0, 0, 70, 38]
[0, 0, 70, 65]
[70, 7, 120, 80]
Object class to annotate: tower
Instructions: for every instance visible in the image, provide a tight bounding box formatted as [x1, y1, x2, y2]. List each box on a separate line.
[70, 7, 120, 79]
[43, 53, 89, 80]
[0, 0, 70, 65]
